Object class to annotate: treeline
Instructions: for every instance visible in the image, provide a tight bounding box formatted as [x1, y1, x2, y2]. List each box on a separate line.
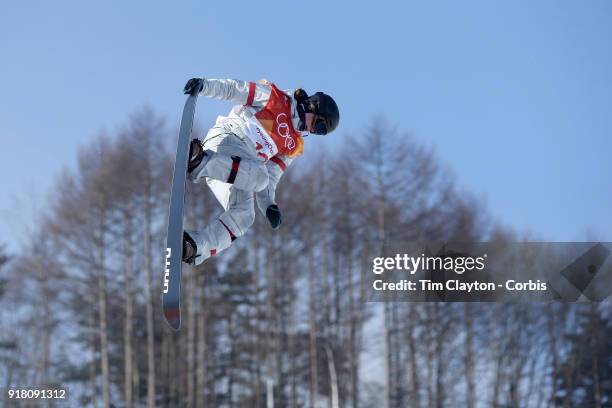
[0, 108, 610, 407]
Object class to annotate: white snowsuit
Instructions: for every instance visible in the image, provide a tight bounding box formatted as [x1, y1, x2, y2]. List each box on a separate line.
[187, 78, 307, 264]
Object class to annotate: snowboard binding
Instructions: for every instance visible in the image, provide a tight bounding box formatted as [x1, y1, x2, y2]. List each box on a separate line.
[182, 231, 198, 264]
[187, 139, 207, 174]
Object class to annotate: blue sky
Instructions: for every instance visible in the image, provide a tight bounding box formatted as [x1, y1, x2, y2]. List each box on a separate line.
[1, 0, 611, 249]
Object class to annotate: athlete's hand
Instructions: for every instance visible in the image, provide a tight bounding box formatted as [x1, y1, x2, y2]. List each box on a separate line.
[184, 78, 204, 95]
[266, 204, 282, 230]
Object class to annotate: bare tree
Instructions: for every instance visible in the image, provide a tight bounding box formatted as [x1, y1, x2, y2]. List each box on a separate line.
[8, 108, 609, 408]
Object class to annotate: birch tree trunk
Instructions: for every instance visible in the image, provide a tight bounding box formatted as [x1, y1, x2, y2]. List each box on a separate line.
[434, 304, 445, 408]
[143, 182, 156, 408]
[464, 303, 475, 408]
[38, 256, 52, 394]
[187, 266, 196, 407]
[97, 209, 110, 408]
[90, 308, 98, 408]
[123, 211, 134, 408]
[406, 305, 421, 408]
[196, 266, 208, 408]
[326, 343, 339, 408]
[308, 249, 319, 408]
[590, 305, 602, 408]
[265, 238, 276, 408]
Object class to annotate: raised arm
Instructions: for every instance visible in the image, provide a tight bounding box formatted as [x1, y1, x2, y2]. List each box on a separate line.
[184, 78, 271, 106]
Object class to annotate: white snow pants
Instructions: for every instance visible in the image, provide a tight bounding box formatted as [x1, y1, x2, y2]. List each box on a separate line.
[186, 127, 269, 264]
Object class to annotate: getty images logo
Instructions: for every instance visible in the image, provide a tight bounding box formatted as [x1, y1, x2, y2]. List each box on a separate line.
[163, 248, 171, 294]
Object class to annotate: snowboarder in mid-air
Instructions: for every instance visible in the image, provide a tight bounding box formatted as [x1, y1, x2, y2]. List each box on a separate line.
[181, 77, 340, 265]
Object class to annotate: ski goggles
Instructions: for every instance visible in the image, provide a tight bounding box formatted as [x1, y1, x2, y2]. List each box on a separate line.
[312, 115, 329, 135]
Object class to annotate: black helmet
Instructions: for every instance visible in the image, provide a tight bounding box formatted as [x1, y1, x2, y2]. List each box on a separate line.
[306, 92, 340, 135]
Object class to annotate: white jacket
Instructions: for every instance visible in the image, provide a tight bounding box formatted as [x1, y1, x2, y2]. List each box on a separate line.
[198, 78, 306, 216]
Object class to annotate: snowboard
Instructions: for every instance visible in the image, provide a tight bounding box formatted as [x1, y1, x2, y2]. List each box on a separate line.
[162, 84, 202, 330]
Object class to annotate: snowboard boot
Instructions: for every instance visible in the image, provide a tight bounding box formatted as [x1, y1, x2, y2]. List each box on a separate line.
[187, 139, 208, 174]
[182, 231, 198, 264]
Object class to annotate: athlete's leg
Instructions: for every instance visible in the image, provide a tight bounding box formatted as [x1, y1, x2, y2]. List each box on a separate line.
[188, 130, 269, 192]
[184, 185, 255, 265]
